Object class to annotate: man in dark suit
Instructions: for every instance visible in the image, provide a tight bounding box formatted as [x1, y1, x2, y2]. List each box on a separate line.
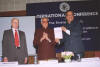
[56, 11, 85, 60]
[2, 18, 28, 64]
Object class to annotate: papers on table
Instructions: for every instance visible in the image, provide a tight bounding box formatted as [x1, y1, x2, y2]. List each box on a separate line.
[81, 57, 100, 62]
[39, 60, 58, 64]
[0, 62, 18, 65]
[54, 27, 63, 39]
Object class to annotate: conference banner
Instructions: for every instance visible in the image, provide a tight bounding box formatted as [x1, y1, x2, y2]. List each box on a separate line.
[27, 1, 100, 52]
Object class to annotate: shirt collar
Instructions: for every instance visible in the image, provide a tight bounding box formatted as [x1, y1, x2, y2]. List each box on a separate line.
[12, 28, 18, 31]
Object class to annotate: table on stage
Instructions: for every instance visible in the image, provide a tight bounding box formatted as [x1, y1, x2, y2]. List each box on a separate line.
[0, 57, 100, 67]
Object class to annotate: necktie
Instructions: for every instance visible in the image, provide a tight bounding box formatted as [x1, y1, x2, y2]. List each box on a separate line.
[15, 30, 19, 47]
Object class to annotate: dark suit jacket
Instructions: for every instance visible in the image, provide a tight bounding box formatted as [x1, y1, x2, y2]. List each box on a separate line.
[60, 20, 85, 53]
[2, 29, 28, 64]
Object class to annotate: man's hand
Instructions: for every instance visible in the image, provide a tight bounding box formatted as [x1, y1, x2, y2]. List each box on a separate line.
[55, 39, 60, 43]
[44, 32, 51, 42]
[61, 26, 67, 32]
[44, 32, 49, 40]
[40, 32, 51, 42]
[40, 32, 46, 42]
[3, 57, 8, 62]
[24, 57, 28, 64]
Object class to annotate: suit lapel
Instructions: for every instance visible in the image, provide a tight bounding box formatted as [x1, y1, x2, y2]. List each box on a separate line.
[18, 31, 22, 47]
[9, 29, 15, 47]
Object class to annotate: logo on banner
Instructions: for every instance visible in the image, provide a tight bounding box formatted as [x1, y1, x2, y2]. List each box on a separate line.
[59, 2, 70, 12]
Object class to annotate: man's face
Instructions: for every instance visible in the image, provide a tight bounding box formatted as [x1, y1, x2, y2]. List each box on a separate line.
[66, 11, 74, 23]
[41, 18, 48, 29]
[11, 19, 19, 29]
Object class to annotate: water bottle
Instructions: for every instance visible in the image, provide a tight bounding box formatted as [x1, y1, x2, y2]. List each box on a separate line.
[34, 54, 38, 64]
[0, 56, 2, 62]
[77, 54, 81, 62]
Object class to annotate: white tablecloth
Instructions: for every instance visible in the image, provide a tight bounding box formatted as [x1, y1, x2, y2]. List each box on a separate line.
[0, 57, 100, 67]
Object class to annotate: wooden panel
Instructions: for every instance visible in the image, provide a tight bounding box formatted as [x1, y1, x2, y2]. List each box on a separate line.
[28, 56, 34, 64]
[84, 51, 95, 58]
[94, 51, 100, 57]
[56, 53, 62, 61]
[56, 52, 96, 58]
[0, 10, 26, 16]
